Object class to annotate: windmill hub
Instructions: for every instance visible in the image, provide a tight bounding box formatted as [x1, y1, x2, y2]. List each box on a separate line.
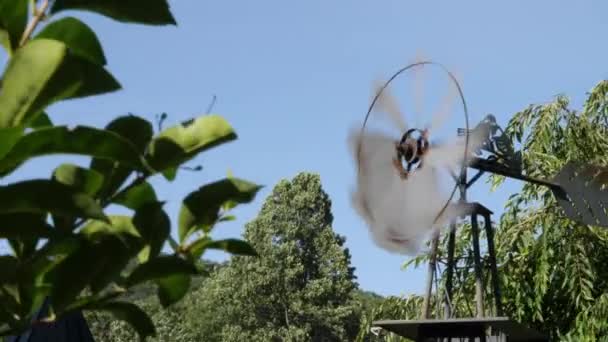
[395, 128, 430, 174]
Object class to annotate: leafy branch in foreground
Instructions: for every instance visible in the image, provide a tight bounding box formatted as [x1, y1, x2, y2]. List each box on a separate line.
[0, 0, 260, 339]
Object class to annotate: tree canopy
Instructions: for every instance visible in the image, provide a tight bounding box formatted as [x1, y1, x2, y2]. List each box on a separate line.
[207, 173, 360, 341]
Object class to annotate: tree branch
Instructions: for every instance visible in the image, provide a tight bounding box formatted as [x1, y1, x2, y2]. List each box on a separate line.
[19, 0, 50, 47]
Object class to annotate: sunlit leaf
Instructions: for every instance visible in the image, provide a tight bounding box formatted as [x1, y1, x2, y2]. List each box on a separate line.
[52, 163, 104, 196]
[0, 39, 120, 129]
[113, 182, 157, 210]
[0, 39, 65, 128]
[178, 178, 262, 242]
[146, 115, 237, 175]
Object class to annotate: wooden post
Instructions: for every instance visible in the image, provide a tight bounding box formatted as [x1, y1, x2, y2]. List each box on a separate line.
[471, 214, 485, 318]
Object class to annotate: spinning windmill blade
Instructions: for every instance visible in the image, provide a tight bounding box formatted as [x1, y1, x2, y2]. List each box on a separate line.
[352, 61, 479, 255]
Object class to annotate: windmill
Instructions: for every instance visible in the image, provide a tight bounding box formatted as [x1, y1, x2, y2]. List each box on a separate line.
[349, 60, 608, 341]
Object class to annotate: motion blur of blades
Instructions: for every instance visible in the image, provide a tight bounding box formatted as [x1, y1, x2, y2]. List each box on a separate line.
[372, 80, 408, 133]
[412, 51, 428, 118]
[428, 70, 460, 133]
[351, 58, 471, 256]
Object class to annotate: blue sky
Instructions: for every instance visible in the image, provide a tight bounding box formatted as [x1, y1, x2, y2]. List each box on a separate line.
[2, 0, 608, 296]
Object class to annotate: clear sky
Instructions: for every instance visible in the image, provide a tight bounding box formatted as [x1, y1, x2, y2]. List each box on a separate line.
[2, 0, 608, 297]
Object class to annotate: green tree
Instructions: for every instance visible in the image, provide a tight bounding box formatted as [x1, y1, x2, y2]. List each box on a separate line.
[0, 1, 260, 340]
[204, 173, 360, 341]
[358, 80, 608, 341]
[86, 259, 226, 341]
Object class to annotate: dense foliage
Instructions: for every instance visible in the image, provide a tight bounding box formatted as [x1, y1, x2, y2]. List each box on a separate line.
[89, 174, 376, 341]
[0, 1, 261, 339]
[208, 173, 360, 341]
[358, 81, 608, 341]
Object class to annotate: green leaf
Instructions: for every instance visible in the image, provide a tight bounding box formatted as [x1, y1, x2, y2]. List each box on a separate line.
[204, 239, 258, 256]
[146, 115, 237, 174]
[95, 301, 156, 340]
[52, 163, 104, 196]
[114, 182, 157, 210]
[161, 166, 178, 182]
[0, 213, 54, 239]
[0, 0, 28, 51]
[28, 45, 121, 113]
[27, 112, 53, 129]
[0, 39, 65, 128]
[187, 238, 257, 260]
[0, 28, 10, 53]
[50, 232, 141, 306]
[0, 39, 121, 129]
[157, 273, 191, 307]
[80, 216, 140, 242]
[178, 178, 262, 242]
[0, 179, 107, 221]
[0, 127, 23, 160]
[0, 255, 18, 283]
[91, 115, 154, 200]
[35, 16, 106, 65]
[126, 255, 197, 287]
[50, 0, 176, 26]
[0, 125, 146, 176]
[104, 115, 154, 152]
[132, 202, 170, 262]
